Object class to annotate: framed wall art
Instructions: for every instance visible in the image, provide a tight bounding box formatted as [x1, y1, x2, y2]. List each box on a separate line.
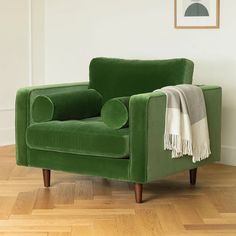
[174, 0, 220, 29]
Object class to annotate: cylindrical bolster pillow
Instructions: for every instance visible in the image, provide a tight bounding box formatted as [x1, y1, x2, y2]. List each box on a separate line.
[32, 89, 102, 122]
[101, 97, 130, 129]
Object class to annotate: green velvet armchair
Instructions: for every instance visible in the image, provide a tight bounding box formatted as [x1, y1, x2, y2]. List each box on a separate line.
[15, 58, 222, 203]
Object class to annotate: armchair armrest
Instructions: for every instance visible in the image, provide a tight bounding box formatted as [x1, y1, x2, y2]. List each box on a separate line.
[129, 86, 222, 183]
[129, 91, 166, 182]
[15, 82, 89, 166]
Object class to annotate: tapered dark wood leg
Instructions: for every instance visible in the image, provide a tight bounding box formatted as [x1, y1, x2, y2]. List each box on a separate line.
[189, 168, 197, 185]
[134, 183, 143, 203]
[42, 169, 51, 187]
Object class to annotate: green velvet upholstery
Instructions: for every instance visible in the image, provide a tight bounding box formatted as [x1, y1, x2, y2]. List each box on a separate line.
[15, 82, 89, 166]
[129, 85, 222, 183]
[26, 118, 129, 158]
[28, 149, 130, 181]
[32, 96, 54, 122]
[15, 58, 221, 190]
[101, 97, 130, 129]
[32, 89, 102, 122]
[89, 57, 194, 103]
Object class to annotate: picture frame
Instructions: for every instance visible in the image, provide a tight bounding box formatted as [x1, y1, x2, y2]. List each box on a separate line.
[174, 0, 220, 29]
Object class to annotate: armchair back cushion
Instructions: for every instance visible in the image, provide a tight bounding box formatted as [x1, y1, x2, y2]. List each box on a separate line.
[89, 58, 194, 103]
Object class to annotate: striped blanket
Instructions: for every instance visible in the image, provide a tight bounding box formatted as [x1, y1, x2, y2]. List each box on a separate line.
[155, 85, 211, 163]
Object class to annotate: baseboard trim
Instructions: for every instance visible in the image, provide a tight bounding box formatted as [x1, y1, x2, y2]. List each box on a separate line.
[0, 127, 15, 147]
[0, 108, 14, 112]
[220, 145, 236, 166]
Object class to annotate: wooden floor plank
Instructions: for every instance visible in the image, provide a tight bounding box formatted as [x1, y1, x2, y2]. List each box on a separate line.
[11, 191, 37, 215]
[33, 188, 56, 210]
[71, 226, 93, 236]
[0, 145, 236, 235]
[55, 183, 75, 205]
[0, 233, 47, 236]
[156, 204, 185, 233]
[74, 180, 93, 201]
[0, 197, 16, 220]
[173, 199, 204, 225]
[47, 232, 71, 236]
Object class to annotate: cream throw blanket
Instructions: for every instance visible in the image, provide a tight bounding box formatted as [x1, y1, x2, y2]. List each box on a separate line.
[155, 85, 211, 163]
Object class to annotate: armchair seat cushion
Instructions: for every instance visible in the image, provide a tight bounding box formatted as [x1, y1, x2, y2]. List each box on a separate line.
[26, 117, 129, 158]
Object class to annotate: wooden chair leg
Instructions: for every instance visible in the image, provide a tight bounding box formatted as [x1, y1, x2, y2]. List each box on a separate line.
[42, 169, 51, 187]
[134, 183, 143, 203]
[189, 168, 197, 185]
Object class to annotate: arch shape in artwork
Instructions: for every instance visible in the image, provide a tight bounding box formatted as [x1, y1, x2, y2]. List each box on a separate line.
[185, 3, 209, 17]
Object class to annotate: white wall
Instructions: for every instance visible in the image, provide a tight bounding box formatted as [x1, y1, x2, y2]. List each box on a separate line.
[31, 0, 45, 85]
[1, 0, 236, 166]
[0, 0, 45, 146]
[0, 0, 30, 145]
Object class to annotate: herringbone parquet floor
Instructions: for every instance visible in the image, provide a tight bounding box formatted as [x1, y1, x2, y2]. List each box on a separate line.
[1, 145, 236, 235]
